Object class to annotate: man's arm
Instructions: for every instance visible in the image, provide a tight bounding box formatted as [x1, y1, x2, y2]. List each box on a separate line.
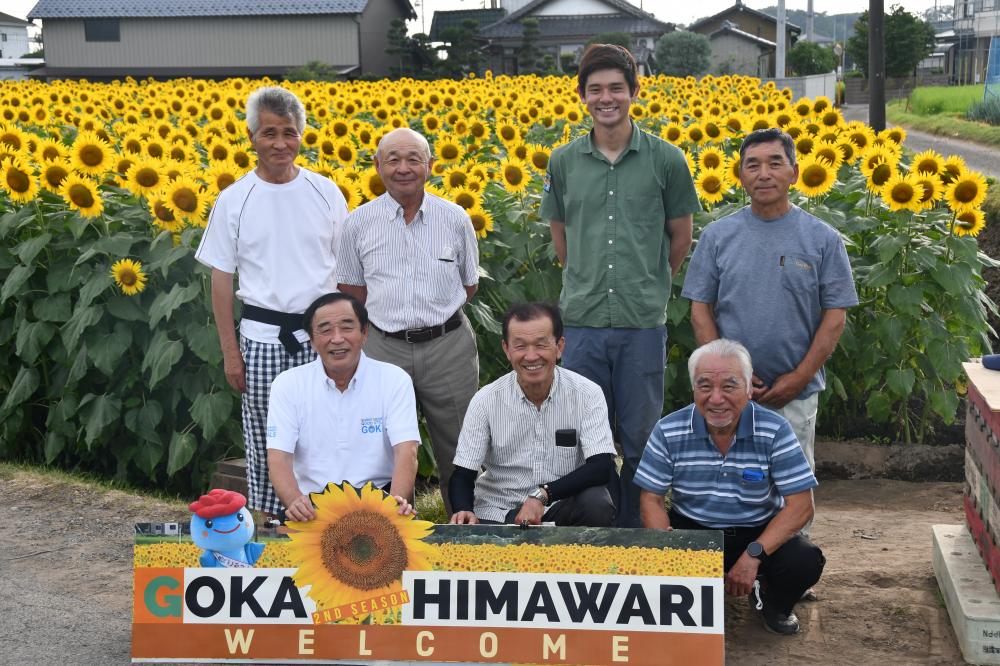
[549, 220, 567, 266]
[639, 490, 672, 530]
[464, 284, 478, 303]
[210, 268, 245, 393]
[337, 283, 368, 304]
[724, 490, 814, 597]
[389, 440, 418, 503]
[448, 465, 479, 524]
[267, 449, 314, 522]
[759, 308, 848, 409]
[666, 214, 693, 277]
[689, 301, 721, 347]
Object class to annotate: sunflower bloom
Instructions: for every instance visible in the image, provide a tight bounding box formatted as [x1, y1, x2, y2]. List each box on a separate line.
[954, 208, 986, 237]
[795, 155, 837, 198]
[433, 134, 463, 164]
[110, 258, 147, 296]
[148, 192, 185, 233]
[946, 171, 988, 212]
[285, 483, 434, 617]
[497, 157, 529, 194]
[913, 172, 942, 210]
[695, 167, 728, 205]
[163, 176, 209, 225]
[0, 155, 39, 204]
[71, 131, 113, 175]
[125, 158, 167, 196]
[60, 174, 103, 217]
[527, 144, 551, 173]
[40, 159, 72, 192]
[881, 172, 923, 212]
[358, 167, 386, 201]
[467, 205, 494, 238]
[910, 150, 943, 177]
[450, 186, 480, 211]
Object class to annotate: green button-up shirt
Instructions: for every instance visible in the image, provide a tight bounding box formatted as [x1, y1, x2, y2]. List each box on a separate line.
[539, 123, 700, 328]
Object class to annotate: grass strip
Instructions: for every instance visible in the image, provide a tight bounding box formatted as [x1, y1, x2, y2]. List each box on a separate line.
[887, 102, 1000, 148]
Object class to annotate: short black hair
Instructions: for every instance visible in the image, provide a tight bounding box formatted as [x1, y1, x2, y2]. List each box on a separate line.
[738, 128, 797, 167]
[502, 302, 563, 343]
[577, 44, 639, 95]
[303, 292, 368, 336]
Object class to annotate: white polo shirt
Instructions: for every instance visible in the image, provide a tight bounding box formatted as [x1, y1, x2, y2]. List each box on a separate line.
[195, 167, 348, 344]
[265, 353, 420, 493]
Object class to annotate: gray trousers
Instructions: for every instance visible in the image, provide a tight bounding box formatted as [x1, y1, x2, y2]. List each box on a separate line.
[775, 393, 819, 536]
[364, 312, 479, 515]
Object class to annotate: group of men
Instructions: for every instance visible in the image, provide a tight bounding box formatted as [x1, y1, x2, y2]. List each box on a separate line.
[195, 43, 857, 636]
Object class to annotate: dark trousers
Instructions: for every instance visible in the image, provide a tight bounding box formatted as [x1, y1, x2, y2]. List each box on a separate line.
[499, 486, 616, 527]
[669, 510, 825, 615]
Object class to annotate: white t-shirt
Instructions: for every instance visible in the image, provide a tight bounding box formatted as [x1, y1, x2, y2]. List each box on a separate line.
[265, 353, 420, 493]
[195, 167, 348, 344]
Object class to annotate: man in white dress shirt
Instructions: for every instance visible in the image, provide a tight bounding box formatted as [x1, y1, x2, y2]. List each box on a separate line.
[337, 128, 480, 514]
[196, 86, 348, 517]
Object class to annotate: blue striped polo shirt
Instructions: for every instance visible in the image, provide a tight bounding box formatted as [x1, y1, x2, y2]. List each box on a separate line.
[634, 402, 817, 529]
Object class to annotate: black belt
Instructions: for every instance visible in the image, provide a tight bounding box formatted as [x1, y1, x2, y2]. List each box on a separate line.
[375, 312, 462, 343]
[241, 304, 305, 356]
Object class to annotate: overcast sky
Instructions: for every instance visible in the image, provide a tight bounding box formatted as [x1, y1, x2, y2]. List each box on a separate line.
[5, 0, 943, 40]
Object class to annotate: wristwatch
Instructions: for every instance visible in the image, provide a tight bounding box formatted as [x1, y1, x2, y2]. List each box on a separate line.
[528, 486, 550, 506]
[746, 541, 768, 563]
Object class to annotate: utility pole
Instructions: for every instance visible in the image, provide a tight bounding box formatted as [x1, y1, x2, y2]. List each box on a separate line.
[807, 0, 814, 41]
[869, 0, 886, 130]
[776, 0, 786, 79]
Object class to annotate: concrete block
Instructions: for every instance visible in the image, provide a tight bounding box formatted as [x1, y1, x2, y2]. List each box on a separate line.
[933, 524, 1000, 664]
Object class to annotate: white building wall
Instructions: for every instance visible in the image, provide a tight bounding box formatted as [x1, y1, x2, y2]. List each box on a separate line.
[0, 23, 30, 59]
[533, 0, 618, 16]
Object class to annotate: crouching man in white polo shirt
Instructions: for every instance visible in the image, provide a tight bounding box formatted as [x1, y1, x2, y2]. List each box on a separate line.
[266, 292, 420, 521]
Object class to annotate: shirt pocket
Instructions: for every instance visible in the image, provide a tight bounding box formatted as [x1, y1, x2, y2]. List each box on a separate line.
[624, 194, 665, 229]
[552, 445, 582, 479]
[738, 476, 772, 504]
[780, 254, 820, 293]
[427, 257, 459, 306]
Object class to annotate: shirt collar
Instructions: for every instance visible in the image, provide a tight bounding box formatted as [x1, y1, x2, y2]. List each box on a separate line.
[321, 351, 368, 392]
[513, 366, 561, 407]
[581, 121, 642, 160]
[690, 401, 756, 441]
[382, 190, 431, 225]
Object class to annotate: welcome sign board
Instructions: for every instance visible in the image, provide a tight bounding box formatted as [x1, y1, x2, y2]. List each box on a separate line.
[133, 483, 724, 664]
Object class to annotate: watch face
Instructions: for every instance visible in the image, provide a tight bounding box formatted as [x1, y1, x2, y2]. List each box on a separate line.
[747, 542, 763, 558]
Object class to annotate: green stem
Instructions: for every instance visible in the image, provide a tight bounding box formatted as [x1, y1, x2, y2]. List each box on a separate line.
[944, 212, 956, 263]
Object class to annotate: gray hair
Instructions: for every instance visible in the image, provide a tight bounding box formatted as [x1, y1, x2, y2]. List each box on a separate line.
[688, 339, 753, 391]
[375, 127, 432, 162]
[245, 86, 306, 134]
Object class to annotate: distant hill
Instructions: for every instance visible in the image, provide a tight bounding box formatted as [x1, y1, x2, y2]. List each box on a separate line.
[757, 7, 862, 42]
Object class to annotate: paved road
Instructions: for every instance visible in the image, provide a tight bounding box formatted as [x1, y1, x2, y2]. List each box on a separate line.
[841, 104, 1000, 179]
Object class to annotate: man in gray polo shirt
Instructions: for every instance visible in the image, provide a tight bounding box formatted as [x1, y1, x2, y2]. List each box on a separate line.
[448, 302, 617, 527]
[682, 127, 858, 535]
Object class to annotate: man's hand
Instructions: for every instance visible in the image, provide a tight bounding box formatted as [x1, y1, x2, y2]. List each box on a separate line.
[725, 552, 761, 597]
[284, 494, 316, 522]
[513, 498, 545, 526]
[751, 374, 768, 401]
[449, 511, 480, 525]
[223, 349, 247, 393]
[758, 370, 808, 409]
[392, 495, 416, 516]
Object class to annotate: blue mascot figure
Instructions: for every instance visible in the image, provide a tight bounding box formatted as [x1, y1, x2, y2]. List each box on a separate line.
[189, 489, 265, 568]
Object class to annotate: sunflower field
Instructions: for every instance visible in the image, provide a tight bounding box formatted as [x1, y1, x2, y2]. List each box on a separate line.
[0, 73, 995, 492]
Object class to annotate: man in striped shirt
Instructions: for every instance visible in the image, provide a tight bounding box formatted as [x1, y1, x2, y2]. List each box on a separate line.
[337, 128, 480, 515]
[636, 339, 824, 636]
[448, 303, 617, 527]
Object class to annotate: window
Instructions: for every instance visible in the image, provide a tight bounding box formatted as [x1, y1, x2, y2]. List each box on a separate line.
[84, 18, 120, 42]
[1, 34, 7, 42]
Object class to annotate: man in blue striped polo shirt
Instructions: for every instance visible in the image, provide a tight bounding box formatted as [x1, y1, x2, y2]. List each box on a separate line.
[636, 339, 824, 636]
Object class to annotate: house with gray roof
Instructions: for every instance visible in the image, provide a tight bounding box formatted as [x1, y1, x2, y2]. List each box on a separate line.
[688, 0, 800, 76]
[26, 0, 416, 80]
[475, 0, 672, 75]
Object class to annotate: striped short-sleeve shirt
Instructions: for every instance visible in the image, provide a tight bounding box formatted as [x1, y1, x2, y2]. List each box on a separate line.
[453, 367, 617, 523]
[634, 402, 817, 529]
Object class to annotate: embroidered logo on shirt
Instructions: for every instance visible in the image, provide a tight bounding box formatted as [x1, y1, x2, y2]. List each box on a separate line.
[361, 417, 383, 434]
[543, 171, 551, 192]
[794, 258, 812, 271]
[267, 425, 277, 438]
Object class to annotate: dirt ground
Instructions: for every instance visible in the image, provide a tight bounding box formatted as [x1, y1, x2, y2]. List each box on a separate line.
[0, 467, 970, 665]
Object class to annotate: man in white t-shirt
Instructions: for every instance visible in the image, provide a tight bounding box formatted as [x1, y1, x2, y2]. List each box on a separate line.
[267, 293, 420, 522]
[196, 86, 349, 516]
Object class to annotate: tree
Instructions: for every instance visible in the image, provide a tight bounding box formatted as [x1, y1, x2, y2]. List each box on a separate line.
[654, 31, 710, 78]
[437, 19, 485, 78]
[586, 32, 633, 51]
[386, 18, 437, 77]
[846, 6, 935, 78]
[517, 17, 544, 74]
[284, 61, 342, 82]
[787, 41, 838, 76]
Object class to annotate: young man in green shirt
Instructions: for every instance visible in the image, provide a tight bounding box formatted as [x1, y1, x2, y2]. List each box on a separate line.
[539, 44, 701, 527]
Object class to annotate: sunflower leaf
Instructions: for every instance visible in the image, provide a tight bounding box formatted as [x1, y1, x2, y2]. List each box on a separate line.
[60, 304, 102, 350]
[0, 366, 39, 416]
[106, 294, 147, 321]
[15, 320, 56, 364]
[190, 391, 232, 442]
[15, 233, 52, 265]
[865, 392, 892, 423]
[0, 205, 35, 239]
[148, 282, 201, 329]
[90, 323, 133, 376]
[124, 402, 164, 445]
[33, 293, 72, 322]
[928, 388, 959, 424]
[43, 431, 66, 464]
[1, 264, 35, 304]
[46, 395, 80, 438]
[166, 431, 198, 477]
[80, 394, 121, 448]
[887, 284, 923, 315]
[886, 368, 916, 398]
[66, 344, 90, 387]
[143, 331, 184, 390]
[185, 321, 221, 364]
[134, 439, 165, 478]
[78, 275, 110, 309]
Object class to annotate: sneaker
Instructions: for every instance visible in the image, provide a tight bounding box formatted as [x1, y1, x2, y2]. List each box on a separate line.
[800, 587, 819, 602]
[748, 582, 800, 635]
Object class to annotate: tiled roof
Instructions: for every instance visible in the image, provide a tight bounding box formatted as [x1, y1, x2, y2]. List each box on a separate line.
[26, 0, 416, 19]
[688, 2, 801, 34]
[430, 8, 505, 40]
[0, 12, 31, 25]
[709, 22, 774, 48]
[480, 14, 669, 39]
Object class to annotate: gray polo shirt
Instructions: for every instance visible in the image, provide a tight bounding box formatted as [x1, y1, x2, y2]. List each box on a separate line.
[682, 204, 858, 399]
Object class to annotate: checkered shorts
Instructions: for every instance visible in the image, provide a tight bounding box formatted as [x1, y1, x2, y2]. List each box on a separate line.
[241, 336, 316, 515]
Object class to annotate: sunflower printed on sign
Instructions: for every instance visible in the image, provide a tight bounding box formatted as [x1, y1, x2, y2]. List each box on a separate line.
[285, 482, 434, 619]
